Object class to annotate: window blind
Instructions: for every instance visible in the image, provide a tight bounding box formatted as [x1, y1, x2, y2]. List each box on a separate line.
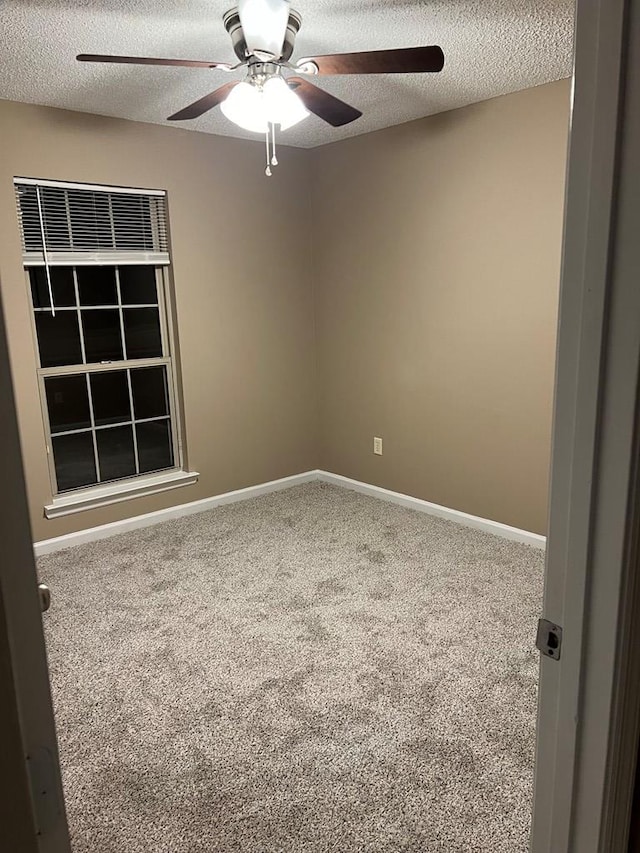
[14, 179, 170, 266]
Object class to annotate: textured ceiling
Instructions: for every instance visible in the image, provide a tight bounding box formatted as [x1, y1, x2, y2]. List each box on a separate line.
[0, 1, 575, 148]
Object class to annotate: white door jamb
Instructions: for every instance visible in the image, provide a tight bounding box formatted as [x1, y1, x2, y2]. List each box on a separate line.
[531, 0, 640, 849]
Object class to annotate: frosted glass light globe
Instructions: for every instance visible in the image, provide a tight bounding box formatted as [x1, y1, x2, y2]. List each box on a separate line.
[220, 82, 268, 133]
[263, 77, 309, 130]
[221, 78, 309, 133]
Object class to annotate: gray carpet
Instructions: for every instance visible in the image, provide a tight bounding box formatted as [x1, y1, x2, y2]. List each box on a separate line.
[39, 482, 543, 853]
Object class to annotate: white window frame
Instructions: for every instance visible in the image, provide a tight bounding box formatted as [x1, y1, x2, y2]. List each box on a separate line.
[15, 178, 198, 517]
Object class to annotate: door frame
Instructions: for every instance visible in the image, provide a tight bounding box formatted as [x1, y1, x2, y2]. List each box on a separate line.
[531, 0, 640, 849]
[0, 282, 71, 852]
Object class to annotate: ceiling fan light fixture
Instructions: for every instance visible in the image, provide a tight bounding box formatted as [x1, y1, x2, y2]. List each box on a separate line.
[220, 80, 268, 132]
[237, 0, 290, 60]
[220, 76, 308, 133]
[77, 6, 444, 175]
[262, 76, 309, 129]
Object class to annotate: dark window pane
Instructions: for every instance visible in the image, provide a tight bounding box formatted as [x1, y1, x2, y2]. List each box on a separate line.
[82, 310, 123, 363]
[90, 371, 131, 426]
[52, 432, 97, 492]
[30, 267, 76, 308]
[96, 425, 136, 482]
[45, 375, 90, 433]
[130, 366, 169, 420]
[35, 312, 82, 367]
[119, 267, 158, 305]
[77, 267, 117, 306]
[137, 420, 173, 473]
[123, 308, 162, 359]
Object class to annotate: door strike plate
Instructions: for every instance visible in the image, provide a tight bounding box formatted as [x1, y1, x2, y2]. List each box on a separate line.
[536, 619, 562, 660]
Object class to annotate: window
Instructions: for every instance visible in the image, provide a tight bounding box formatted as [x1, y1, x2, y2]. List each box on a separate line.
[32, 263, 176, 492]
[15, 179, 196, 515]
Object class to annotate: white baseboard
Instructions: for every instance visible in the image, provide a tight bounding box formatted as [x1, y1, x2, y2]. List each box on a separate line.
[33, 471, 318, 557]
[316, 471, 547, 550]
[34, 468, 545, 556]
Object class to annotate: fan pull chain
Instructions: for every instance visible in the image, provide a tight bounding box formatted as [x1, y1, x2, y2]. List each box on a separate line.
[36, 185, 55, 317]
[265, 128, 272, 177]
[271, 123, 278, 167]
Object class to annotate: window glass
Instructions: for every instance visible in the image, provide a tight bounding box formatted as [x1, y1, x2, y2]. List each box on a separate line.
[82, 309, 123, 363]
[137, 420, 173, 473]
[119, 266, 158, 305]
[123, 308, 162, 359]
[90, 371, 131, 426]
[35, 312, 83, 367]
[30, 267, 76, 308]
[45, 375, 91, 433]
[77, 267, 118, 306]
[52, 432, 97, 491]
[96, 425, 136, 481]
[131, 366, 169, 420]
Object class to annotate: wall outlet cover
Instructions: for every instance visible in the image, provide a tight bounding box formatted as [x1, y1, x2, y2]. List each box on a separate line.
[374, 437, 383, 455]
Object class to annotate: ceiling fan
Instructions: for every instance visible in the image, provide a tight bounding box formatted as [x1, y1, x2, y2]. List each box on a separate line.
[77, 0, 444, 175]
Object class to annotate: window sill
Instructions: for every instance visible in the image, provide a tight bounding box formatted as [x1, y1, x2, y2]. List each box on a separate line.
[44, 470, 199, 519]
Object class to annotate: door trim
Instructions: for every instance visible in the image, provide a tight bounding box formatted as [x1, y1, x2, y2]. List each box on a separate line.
[531, 0, 640, 849]
[0, 286, 71, 852]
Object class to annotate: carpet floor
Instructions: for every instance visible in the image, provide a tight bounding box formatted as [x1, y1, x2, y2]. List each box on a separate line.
[39, 482, 544, 852]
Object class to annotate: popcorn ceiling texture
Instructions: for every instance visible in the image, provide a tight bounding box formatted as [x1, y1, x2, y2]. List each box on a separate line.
[0, 0, 574, 148]
[40, 482, 543, 852]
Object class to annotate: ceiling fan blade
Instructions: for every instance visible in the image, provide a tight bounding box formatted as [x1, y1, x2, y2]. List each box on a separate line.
[238, 0, 290, 59]
[77, 54, 233, 71]
[297, 46, 445, 75]
[287, 78, 362, 127]
[168, 82, 240, 121]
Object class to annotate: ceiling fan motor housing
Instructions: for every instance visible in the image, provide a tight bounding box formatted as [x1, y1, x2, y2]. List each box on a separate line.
[223, 6, 302, 62]
[247, 61, 282, 85]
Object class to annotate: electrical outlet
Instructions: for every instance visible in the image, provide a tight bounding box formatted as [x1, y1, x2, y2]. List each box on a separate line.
[373, 437, 383, 456]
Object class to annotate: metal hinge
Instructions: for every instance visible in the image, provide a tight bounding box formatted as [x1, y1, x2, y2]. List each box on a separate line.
[536, 618, 563, 660]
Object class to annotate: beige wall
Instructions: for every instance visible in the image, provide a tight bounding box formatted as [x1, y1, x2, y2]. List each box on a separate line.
[311, 80, 570, 534]
[0, 81, 569, 541]
[0, 100, 317, 542]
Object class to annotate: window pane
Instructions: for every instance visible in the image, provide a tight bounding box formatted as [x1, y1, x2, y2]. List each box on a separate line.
[30, 267, 76, 308]
[96, 425, 136, 481]
[82, 309, 123, 363]
[130, 366, 169, 420]
[123, 308, 162, 359]
[35, 312, 83, 367]
[119, 267, 158, 305]
[137, 420, 173, 473]
[52, 432, 97, 492]
[90, 370, 131, 426]
[77, 267, 117, 306]
[45, 375, 91, 433]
